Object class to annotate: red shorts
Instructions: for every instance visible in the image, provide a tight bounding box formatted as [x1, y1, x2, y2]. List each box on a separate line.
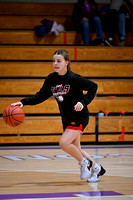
[66, 124, 83, 133]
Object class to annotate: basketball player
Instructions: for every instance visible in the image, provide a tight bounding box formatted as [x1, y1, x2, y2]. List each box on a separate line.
[11, 49, 106, 182]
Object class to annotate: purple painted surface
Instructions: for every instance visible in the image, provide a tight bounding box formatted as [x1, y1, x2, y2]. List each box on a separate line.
[0, 146, 133, 151]
[0, 191, 124, 199]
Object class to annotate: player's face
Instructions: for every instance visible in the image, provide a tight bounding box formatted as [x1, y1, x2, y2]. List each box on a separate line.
[53, 54, 68, 75]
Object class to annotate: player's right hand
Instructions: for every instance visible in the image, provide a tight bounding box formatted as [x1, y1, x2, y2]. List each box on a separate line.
[11, 102, 23, 108]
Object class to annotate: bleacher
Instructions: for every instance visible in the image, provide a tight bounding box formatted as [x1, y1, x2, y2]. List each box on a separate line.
[0, 2, 133, 144]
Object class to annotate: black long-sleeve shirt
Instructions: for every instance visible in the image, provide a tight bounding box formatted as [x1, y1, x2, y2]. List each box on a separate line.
[21, 70, 97, 123]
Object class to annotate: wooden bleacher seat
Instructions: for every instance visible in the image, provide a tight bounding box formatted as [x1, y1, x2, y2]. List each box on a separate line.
[0, 30, 132, 45]
[0, 132, 96, 144]
[0, 31, 83, 45]
[0, 2, 75, 16]
[0, 46, 133, 61]
[0, 97, 133, 114]
[0, 61, 133, 78]
[0, 116, 96, 134]
[0, 2, 106, 16]
[0, 116, 96, 144]
[98, 116, 133, 142]
[0, 79, 133, 95]
[0, 15, 74, 30]
[0, 33, 133, 48]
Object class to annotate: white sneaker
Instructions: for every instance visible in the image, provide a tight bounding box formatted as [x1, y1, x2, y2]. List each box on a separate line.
[79, 158, 91, 180]
[87, 164, 106, 182]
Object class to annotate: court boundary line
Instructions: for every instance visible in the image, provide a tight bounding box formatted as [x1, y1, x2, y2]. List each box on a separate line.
[0, 145, 133, 151]
[0, 191, 124, 200]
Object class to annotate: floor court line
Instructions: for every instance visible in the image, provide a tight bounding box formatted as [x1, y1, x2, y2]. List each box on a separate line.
[2, 197, 133, 200]
[0, 191, 125, 199]
[0, 145, 133, 151]
[0, 180, 133, 188]
[1, 168, 133, 178]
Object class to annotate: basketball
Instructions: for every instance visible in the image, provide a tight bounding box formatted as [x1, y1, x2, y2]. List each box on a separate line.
[3, 105, 25, 127]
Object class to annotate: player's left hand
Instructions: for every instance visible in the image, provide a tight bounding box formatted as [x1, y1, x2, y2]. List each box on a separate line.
[74, 102, 84, 112]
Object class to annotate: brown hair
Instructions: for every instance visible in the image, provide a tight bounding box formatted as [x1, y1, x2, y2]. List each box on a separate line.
[54, 49, 71, 70]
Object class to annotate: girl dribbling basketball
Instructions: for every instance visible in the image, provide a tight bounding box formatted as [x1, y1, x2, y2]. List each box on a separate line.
[11, 49, 106, 182]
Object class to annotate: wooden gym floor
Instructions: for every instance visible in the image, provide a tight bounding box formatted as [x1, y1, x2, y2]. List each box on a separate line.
[0, 145, 133, 200]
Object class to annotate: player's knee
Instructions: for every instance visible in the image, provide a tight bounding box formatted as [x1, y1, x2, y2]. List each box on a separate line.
[59, 138, 68, 150]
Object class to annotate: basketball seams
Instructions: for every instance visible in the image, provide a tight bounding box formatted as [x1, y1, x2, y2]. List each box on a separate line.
[8, 106, 15, 127]
[11, 106, 24, 123]
[11, 106, 24, 116]
[11, 115, 23, 123]
[11, 106, 20, 113]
